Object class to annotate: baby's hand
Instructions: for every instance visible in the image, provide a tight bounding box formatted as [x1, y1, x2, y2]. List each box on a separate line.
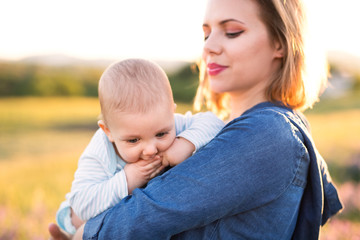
[124, 156, 165, 194]
[162, 137, 195, 167]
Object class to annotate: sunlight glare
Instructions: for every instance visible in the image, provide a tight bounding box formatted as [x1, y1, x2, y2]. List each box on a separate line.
[0, 0, 359, 61]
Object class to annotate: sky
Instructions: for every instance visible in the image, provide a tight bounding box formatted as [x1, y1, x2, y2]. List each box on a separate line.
[0, 0, 359, 62]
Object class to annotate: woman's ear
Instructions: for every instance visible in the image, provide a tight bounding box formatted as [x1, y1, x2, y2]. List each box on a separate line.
[98, 120, 114, 142]
[274, 40, 284, 58]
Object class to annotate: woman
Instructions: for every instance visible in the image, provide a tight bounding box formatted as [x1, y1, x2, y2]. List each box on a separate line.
[50, 0, 342, 239]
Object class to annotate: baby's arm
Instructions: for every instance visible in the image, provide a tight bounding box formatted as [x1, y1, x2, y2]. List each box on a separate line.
[164, 111, 224, 166]
[162, 137, 195, 166]
[55, 158, 163, 235]
[70, 156, 163, 218]
[68, 129, 166, 219]
[60, 129, 129, 223]
[70, 208, 84, 229]
[68, 154, 129, 221]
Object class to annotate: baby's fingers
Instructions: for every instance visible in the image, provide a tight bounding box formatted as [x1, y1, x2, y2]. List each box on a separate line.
[144, 159, 162, 169]
[149, 164, 166, 179]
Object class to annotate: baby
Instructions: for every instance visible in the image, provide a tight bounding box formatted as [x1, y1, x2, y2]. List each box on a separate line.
[56, 58, 224, 234]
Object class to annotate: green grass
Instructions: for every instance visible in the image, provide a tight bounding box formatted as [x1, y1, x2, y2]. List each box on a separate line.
[305, 91, 360, 114]
[0, 96, 359, 239]
[306, 110, 360, 164]
[0, 97, 102, 238]
[304, 92, 360, 185]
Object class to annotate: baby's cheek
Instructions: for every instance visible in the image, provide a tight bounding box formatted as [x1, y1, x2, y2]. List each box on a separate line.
[124, 153, 139, 163]
[117, 149, 136, 163]
[161, 139, 175, 152]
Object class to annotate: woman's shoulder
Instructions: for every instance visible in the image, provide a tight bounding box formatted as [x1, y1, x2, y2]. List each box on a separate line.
[236, 102, 307, 130]
[226, 102, 307, 146]
[213, 103, 310, 196]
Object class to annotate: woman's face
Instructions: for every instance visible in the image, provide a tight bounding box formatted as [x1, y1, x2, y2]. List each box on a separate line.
[202, 0, 283, 98]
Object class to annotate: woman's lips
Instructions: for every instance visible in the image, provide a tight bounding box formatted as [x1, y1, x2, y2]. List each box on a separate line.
[207, 63, 228, 76]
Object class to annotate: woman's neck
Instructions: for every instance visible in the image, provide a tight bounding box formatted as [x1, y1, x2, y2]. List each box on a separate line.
[228, 90, 267, 121]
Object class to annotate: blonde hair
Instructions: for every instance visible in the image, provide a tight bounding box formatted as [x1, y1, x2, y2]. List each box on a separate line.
[99, 58, 174, 124]
[194, 0, 328, 118]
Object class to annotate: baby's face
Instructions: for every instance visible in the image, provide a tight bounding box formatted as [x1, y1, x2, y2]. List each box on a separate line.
[107, 105, 176, 163]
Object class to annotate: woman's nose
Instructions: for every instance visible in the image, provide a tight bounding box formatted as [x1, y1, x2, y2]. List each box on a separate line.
[203, 33, 222, 56]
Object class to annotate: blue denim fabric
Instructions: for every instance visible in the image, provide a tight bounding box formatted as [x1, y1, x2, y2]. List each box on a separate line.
[84, 102, 342, 240]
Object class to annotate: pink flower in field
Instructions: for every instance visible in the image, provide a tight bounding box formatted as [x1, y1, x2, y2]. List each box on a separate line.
[338, 182, 360, 213]
[0, 206, 6, 222]
[321, 219, 360, 240]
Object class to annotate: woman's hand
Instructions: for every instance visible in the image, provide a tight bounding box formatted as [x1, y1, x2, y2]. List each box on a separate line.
[48, 223, 84, 240]
[48, 223, 71, 240]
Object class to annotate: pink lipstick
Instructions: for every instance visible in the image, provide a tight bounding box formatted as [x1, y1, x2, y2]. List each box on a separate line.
[207, 63, 228, 76]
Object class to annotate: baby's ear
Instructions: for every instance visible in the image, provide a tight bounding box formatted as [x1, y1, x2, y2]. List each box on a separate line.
[98, 120, 114, 142]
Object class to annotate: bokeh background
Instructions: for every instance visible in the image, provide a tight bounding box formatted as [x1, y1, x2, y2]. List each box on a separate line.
[0, 0, 359, 239]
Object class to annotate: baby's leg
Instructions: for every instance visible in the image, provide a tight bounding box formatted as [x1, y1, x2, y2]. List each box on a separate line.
[70, 208, 84, 229]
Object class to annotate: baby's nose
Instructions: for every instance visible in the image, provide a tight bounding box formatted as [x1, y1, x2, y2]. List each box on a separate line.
[143, 144, 158, 157]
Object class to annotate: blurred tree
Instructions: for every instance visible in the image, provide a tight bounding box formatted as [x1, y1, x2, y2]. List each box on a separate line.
[168, 63, 199, 103]
[0, 61, 199, 101]
[353, 74, 360, 92]
[0, 62, 102, 97]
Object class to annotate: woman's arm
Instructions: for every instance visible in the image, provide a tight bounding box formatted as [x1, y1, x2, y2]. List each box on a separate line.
[174, 111, 225, 151]
[84, 111, 300, 239]
[163, 111, 224, 166]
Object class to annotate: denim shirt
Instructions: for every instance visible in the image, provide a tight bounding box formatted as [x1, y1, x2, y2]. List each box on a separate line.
[84, 102, 342, 240]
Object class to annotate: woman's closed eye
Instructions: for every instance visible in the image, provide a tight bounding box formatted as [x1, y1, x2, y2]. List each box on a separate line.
[226, 30, 244, 38]
[202, 25, 210, 41]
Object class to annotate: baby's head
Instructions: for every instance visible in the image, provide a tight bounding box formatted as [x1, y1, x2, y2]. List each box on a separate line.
[98, 59, 177, 163]
[99, 58, 174, 125]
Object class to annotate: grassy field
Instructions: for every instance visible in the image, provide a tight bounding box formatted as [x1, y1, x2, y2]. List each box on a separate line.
[0, 97, 359, 239]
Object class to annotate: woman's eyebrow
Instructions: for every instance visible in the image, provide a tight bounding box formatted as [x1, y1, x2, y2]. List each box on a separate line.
[203, 18, 245, 28]
[219, 18, 245, 25]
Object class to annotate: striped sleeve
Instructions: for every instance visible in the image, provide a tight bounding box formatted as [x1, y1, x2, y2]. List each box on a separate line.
[174, 111, 224, 151]
[66, 129, 129, 221]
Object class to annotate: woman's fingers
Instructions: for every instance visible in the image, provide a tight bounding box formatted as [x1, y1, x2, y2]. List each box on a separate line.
[48, 223, 71, 240]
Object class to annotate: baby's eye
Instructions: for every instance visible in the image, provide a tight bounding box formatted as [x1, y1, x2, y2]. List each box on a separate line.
[156, 132, 168, 138]
[127, 138, 139, 144]
[226, 31, 244, 38]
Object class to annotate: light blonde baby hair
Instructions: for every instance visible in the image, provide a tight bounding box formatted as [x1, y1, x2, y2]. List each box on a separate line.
[98, 58, 174, 124]
[194, 0, 328, 119]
